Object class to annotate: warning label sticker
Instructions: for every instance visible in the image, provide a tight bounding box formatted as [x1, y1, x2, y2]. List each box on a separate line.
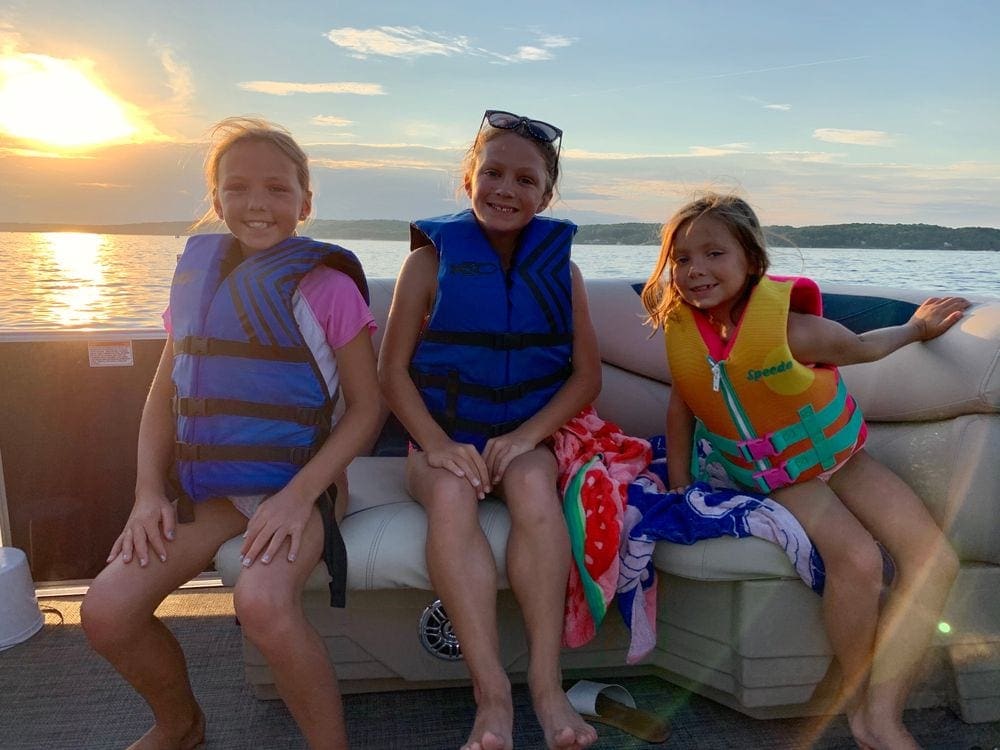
[88, 341, 134, 368]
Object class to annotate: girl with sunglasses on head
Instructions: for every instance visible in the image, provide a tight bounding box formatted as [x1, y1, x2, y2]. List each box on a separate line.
[379, 110, 601, 750]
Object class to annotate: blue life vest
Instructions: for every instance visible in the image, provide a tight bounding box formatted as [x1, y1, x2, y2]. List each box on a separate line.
[408, 210, 575, 451]
[169, 233, 368, 502]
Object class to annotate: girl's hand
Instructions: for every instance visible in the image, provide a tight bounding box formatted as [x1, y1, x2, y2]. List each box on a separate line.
[483, 432, 537, 485]
[239, 488, 314, 567]
[107, 492, 177, 567]
[909, 296, 970, 341]
[424, 439, 491, 499]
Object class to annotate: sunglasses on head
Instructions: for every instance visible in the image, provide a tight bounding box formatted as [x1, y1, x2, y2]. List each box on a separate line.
[482, 110, 562, 144]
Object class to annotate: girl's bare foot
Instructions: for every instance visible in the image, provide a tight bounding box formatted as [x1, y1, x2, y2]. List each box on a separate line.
[848, 703, 921, 750]
[532, 685, 597, 750]
[127, 709, 205, 750]
[461, 693, 513, 750]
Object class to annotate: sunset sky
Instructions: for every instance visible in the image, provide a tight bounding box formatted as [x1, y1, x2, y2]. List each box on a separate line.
[1, 0, 998, 228]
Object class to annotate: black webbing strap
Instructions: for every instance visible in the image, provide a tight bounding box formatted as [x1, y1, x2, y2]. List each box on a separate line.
[173, 396, 332, 428]
[174, 443, 317, 465]
[317, 487, 347, 608]
[173, 336, 310, 362]
[410, 363, 572, 403]
[429, 412, 526, 439]
[420, 330, 572, 349]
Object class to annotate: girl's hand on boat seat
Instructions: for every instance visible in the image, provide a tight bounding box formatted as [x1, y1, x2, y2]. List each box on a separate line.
[424, 439, 491, 499]
[483, 432, 537, 486]
[239, 487, 313, 567]
[107, 493, 177, 567]
[910, 296, 970, 340]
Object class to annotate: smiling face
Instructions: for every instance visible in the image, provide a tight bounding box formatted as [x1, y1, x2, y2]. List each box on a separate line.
[212, 138, 312, 256]
[670, 214, 753, 326]
[464, 131, 552, 255]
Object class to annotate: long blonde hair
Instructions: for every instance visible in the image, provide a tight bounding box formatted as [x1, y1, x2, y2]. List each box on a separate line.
[190, 116, 311, 230]
[641, 192, 770, 329]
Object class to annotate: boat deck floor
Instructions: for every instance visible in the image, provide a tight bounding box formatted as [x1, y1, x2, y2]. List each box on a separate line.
[2, 589, 996, 749]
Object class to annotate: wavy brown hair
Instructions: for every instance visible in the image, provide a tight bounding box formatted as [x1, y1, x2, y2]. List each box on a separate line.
[641, 192, 770, 329]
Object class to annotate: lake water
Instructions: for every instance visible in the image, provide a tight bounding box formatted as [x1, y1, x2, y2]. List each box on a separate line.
[0, 231, 997, 331]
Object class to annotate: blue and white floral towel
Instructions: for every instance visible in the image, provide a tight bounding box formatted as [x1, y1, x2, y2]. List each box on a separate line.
[615, 437, 826, 664]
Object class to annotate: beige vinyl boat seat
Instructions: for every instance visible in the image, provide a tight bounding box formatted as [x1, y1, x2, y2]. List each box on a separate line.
[216, 277, 1000, 723]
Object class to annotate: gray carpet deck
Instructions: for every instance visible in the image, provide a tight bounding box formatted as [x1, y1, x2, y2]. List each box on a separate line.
[1, 590, 997, 749]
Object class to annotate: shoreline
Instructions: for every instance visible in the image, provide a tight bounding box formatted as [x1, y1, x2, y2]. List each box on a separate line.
[2, 221, 999, 251]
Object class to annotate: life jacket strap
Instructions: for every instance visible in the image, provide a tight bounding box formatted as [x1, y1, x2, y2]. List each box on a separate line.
[701, 378, 851, 464]
[409, 364, 573, 403]
[429, 412, 526, 440]
[174, 335, 310, 362]
[174, 396, 332, 428]
[420, 330, 573, 349]
[317, 488, 347, 609]
[695, 389, 865, 493]
[175, 442, 318, 465]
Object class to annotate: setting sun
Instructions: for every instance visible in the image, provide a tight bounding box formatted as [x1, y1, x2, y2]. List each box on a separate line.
[0, 53, 145, 150]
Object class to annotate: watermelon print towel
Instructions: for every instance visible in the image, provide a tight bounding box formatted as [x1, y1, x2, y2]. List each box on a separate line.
[553, 406, 651, 648]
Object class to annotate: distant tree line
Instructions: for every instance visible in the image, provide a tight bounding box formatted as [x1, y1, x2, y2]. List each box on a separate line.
[2, 219, 997, 251]
[764, 223, 1000, 252]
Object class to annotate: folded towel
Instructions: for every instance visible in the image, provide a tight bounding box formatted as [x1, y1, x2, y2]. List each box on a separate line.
[616, 437, 826, 664]
[553, 407, 651, 648]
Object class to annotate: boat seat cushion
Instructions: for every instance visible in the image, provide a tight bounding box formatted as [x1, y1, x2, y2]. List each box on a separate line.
[215, 456, 804, 592]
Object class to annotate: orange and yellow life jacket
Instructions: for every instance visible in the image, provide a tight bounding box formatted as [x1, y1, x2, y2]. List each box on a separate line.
[665, 276, 865, 493]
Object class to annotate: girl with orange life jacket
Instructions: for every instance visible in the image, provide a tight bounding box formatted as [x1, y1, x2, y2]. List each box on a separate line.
[642, 192, 968, 750]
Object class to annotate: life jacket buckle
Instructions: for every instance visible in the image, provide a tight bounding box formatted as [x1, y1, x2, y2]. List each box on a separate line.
[752, 464, 794, 491]
[738, 435, 779, 462]
[186, 336, 210, 355]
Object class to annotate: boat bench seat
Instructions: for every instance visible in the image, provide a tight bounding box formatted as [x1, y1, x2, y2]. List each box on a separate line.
[215, 278, 1000, 723]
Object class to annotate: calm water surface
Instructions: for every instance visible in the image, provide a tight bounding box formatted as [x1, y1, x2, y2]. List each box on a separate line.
[0, 231, 996, 331]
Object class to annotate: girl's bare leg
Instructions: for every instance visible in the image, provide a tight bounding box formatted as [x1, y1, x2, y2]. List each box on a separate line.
[81, 499, 246, 750]
[500, 448, 596, 750]
[772, 479, 884, 747]
[234, 504, 347, 750]
[407, 452, 512, 750]
[830, 450, 959, 750]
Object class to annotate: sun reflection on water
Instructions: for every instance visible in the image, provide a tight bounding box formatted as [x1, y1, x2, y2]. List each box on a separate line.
[41, 232, 106, 327]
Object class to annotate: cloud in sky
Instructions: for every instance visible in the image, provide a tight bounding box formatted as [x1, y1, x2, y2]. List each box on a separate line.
[312, 115, 353, 127]
[537, 34, 573, 49]
[764, 103, 791, 111]
[813, 128, 893, 146]
[237, 81, 385, 96]
[154, 43, 193, 107]
[326, 26, 468, 59]
[325, 25, 572, 64]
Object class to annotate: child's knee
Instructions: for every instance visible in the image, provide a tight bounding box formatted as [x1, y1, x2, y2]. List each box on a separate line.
[502, 453, 557, 497]
[233, 584, 296, 640]
[938, 542, 960, 585]
[907, 536, 960, 590]
[80, 585, 133, 650]
[827, 537, 884, 590]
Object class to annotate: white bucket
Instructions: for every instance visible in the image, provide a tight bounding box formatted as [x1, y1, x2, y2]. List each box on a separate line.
[0, 547, 44, 651]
